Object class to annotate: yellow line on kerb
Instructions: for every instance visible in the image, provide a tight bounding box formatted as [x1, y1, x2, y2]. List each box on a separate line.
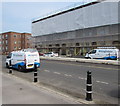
[44, 61, 119, 70]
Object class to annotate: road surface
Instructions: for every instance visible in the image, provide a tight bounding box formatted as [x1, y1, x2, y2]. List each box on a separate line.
[2, 56, 119, 104]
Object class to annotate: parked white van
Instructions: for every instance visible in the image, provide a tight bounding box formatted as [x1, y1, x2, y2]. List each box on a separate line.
[6, 48, 40, 71]
[85, 47, 119, 60]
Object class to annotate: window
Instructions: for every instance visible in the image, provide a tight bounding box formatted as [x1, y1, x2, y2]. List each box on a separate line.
[6, 47, 8, 50]
[49, 45, 52, 47]
[88, 50, 96, 54]
[112, 41, 120, 45]
[19, 35, 21, 38]
[7, 53, 12, 58]
[92, 42, 97, 45]
[19, 47, 21, 49]
[18, 41, 21, 44]
[6, 40, 8, 44]
[76, 43, 79, 46]
[85, 42, 89, 46]
[14, 41, 17, 44]
[62, 44, 66, 47]
[14, 47, 17, 50]
[6, 34, 8, 38]
[55, 44, 60, 47]
[14, 35, 17, 37]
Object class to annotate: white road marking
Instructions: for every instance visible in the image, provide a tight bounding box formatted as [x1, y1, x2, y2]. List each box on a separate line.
[78, 77, 86, 80]
[96, 80, 109, 85]
[64, 74, 72, 77]
[44, 70, 50, 72]
[53, 72, 61, 75]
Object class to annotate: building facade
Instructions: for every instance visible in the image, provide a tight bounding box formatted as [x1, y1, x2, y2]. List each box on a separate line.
[0, 32, 32, 54]
[32, 0, 120, 56]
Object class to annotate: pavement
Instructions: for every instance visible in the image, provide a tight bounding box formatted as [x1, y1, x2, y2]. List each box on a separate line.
[40, 56, 119, 65]
[2, 72, 82, 104]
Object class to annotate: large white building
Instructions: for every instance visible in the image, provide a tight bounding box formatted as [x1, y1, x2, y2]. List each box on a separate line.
[32, 0, 120, 56]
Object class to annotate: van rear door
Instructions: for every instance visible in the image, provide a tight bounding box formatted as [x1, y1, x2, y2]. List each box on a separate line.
[26, 52, 40, 69]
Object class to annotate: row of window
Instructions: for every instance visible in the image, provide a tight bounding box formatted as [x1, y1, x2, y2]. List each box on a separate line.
[1, 47, 8, 50]
[0, 40, 8, 44]
[0, 34, 30, 39]
[43, 42, 97, 47]
[2, 46, 21, 51]
[37, 41, 120, 48]
[0, 40, 26, 45]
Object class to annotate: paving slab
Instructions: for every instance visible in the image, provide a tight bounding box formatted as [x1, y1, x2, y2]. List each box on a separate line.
[2, 73, 81, 104]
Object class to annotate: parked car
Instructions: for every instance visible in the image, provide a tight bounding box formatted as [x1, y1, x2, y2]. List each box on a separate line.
[43, 52, 58, 57]
[39, 52, 44, 56]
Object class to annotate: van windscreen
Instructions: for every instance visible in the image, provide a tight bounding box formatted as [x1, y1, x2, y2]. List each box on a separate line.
[89, 50, 96, 54]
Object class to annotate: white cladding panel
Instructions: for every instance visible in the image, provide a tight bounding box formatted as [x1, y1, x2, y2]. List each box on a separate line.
[32, 1, 119, 36]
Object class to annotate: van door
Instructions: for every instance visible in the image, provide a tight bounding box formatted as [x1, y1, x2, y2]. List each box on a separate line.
[26, 53, 39, 69]
[11, 53, 17, 65]
[88, 50, 97, 59]
[6, 53, 12, 66]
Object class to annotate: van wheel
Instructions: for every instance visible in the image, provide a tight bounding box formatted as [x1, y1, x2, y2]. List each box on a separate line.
[6, 63, 9, 68]
[18, 65, 22, 71]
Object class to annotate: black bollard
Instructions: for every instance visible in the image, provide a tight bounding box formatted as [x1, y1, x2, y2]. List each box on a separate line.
[8, 60, 13, 74]
[34, 64, 38, 83]
[8, 68, 13, 74]
[86, 71, 92, 101]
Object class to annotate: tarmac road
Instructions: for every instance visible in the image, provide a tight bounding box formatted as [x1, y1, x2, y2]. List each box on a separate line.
[39, 60, 119, 104]
[2, 55, 119, 104]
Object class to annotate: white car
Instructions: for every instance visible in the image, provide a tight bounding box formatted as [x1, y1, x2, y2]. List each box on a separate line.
[43, 52, 58, 57]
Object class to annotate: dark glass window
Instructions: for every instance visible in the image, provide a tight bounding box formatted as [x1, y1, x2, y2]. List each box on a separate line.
[88, 50, 96, 54]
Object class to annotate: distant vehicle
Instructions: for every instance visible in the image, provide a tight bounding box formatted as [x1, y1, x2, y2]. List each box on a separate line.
[6, 48, 40, 71]
[43, 52, 58, 57]
[39, 52, 44, 56]
[85, 47, 119, 60]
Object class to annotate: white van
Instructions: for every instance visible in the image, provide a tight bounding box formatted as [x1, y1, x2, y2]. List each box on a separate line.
[85, 47, 119, 60]
[6, 48, 40, 71]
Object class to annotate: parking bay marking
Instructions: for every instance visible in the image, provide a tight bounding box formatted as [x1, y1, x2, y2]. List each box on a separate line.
[64, 74, 72, 77]
[44, 70, 50, 72]
[78, 76, 109, 85]
[78, 77, 86, 80]
[44, 69, 109, 85]
[96, 80, 109, 85]
[53, 72, 61, 75]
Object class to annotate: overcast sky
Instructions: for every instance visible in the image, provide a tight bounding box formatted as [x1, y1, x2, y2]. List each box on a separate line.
[1, 0, 96, 33]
